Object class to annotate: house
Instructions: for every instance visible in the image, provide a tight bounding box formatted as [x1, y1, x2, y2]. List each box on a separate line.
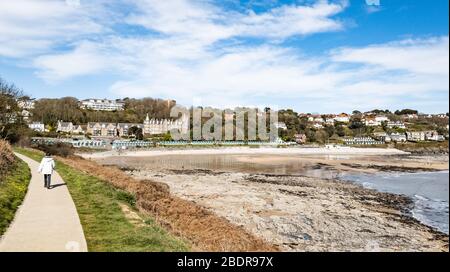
[343, 137, 384, 145]
[406, 131, 426, 142]
[312, 122, 323, 129]
[28, 122, 46, 132]
[18, 99, 35, 110]
[390, 132, 407, 142]
[294, 134, 307, 144]
[274, 122, 288, 130]
[80, 99, 125, 111]
[425, 131, 445, 142]
[387, 121, 406, 129]
[87, 122, 118, 137]
[72, 125, 85, 134]
[364, 117, 378, 127]
[334, 113, 350, 123]
[365, 115, 390, 127]
[21, 109, 32, 122]
[307, 114, 320, 122]
[325, 118, 335, 125]
[143, 113, 189, 135]
[375, 116, 389, 123]
[117, 123, 145, 137]
[373, 132, 391, 142]
[313, 117, 324, 123]
[57, 121, 74, 134]
[404, 114, 419, 120]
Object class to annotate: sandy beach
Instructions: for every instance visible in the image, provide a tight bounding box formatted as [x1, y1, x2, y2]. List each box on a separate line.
[81, 147, 410, 160]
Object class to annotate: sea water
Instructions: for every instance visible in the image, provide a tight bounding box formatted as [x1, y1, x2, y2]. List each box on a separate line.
[342, 171, 449, 234]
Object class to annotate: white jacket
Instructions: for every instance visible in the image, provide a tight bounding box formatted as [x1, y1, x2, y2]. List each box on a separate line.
[38, 156, 55, 175]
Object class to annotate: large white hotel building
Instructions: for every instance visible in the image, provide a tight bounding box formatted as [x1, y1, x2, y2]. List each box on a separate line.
[80, 99, 125, 111]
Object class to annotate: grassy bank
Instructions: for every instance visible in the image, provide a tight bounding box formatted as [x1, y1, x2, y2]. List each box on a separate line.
[14, 147, 189, 252]
[395, 141, 449, 154]
[0, 158, 31, 236]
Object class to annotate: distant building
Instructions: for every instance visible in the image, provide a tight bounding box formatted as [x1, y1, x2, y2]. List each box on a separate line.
[312, 123, 323, 129]
[55, 121, 85, 134]
[117, 123, 145, 137]
[406, 131, 426, 142]
[28, 122, 46, 132]
[364, 115, 390, 127]
[57, 121, 74, 134]
[274, 122, 288, 130]
[21, 109, 32, 122]
[389, 132, 407, 142]
[403, 114, 419, 120]
[72, 125, 85, 134]
[387, 121, 406, 129]
[343, 137, 384, 145]
[18, 99, 35, 110]
[334, 113, 350, 123]
[325, 118, 335, 125]
[87, 122, 118, 137]
[373, 132, 390, 142]
[425, 131, 445, 142]
[294, 134, 307, 144]
[80, 99, 124, 111]
[143, 114, 189, 135]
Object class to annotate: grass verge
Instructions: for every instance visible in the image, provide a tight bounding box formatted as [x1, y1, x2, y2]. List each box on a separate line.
[0, 158, 31, 236]
[14, 147, 189, 252]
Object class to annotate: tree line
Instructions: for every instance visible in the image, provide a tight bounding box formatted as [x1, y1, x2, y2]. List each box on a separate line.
[31, 97, 176, 128]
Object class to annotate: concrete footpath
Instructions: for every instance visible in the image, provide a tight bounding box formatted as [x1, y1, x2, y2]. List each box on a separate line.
[0, 153, 88, 252]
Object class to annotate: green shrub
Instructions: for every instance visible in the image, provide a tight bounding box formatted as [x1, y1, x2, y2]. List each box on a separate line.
[0, 159, 31, 235]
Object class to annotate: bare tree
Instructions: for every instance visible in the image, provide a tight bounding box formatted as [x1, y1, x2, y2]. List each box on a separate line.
[0, 77, 24, 140]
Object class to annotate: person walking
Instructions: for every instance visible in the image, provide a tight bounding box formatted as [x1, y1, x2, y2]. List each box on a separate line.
[38, 153, 56, 189]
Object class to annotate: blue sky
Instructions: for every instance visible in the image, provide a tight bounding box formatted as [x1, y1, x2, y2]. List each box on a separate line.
[0, 0, 448, 113]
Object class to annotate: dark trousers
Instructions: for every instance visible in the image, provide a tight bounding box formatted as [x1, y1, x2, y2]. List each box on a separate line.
[44, 174, 52, 188]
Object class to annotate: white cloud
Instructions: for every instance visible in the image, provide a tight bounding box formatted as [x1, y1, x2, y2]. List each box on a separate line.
[106, 36, 449, 111]
[33, 42, 110, 81]
[0, 0, 105, 57]
[126, 0, 348, 43]
[331, 37, 449, 75]
[0, 0, 448, 112]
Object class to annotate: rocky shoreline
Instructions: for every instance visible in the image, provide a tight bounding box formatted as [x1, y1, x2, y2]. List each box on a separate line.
[125, 168, 448, 252]
[94, 152, 449, 252]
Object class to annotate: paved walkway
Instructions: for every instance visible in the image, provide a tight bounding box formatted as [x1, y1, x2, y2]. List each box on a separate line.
[0, 153, 88, 252]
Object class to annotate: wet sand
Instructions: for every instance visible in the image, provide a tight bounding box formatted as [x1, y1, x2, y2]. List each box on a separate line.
[81, 147, 409, 160]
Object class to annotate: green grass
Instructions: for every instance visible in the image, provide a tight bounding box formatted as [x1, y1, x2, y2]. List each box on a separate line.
[14, 147, 189, 252]
[0, 158, 31, 236]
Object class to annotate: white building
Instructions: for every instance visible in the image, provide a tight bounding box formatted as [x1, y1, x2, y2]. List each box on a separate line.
[274, 122, 288, 130]
[21, 109, 32, 122]
[325, 118, 335, 125]
[425, 131, 445, 141]
[28, 122, 46, 132]
[18, 99, 35, 110]
[375, 116, 389, 123]
[313, 123, 324, 129]
[365, 115, 390, 127]
[80, 99, 125, 111]
[387, 121, 406, 129]
[390, 132, 407, 142]
[144, 114, 189, 135]
[334, 113, 350, 123]
[57, 121, 74, 133]
[406, 131, 426, 142]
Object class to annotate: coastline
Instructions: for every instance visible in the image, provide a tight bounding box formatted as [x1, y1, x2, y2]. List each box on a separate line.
[126, 168, 448, 251]
[91, 150, 449, 252]
[81, 147, 410, 160]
